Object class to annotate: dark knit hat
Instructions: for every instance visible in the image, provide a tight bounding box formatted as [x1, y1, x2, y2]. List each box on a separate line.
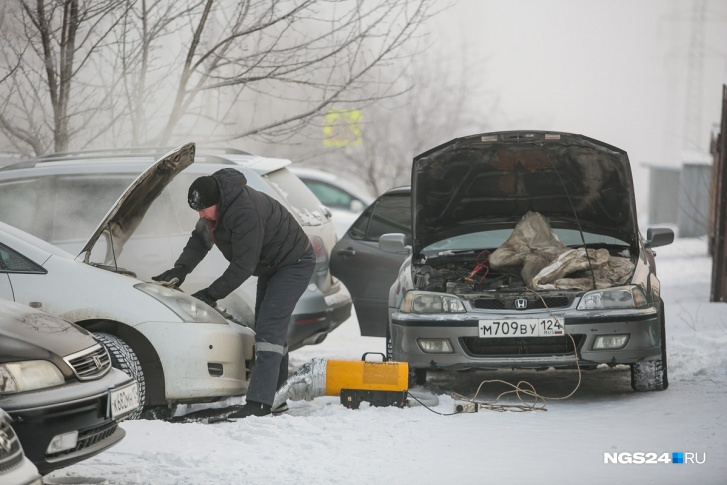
[188, 176, 220, 210]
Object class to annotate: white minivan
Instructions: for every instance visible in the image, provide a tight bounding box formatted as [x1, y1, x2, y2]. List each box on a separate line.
[0, 145, 255, 419]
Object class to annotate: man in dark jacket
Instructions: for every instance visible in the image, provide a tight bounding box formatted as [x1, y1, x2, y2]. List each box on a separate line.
[153, 168, 315, 418]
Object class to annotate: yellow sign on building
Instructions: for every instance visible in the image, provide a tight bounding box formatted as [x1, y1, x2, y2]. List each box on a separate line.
[323, 109, 362, 147]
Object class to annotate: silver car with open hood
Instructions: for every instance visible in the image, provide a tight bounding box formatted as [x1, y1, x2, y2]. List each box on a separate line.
[379, 131, 674, 390]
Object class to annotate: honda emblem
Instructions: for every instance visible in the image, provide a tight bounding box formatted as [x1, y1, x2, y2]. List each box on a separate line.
[515, 298, 528, 310]
[93, 356, 103, 369]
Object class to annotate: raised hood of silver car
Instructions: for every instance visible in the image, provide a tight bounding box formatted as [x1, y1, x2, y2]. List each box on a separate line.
[412, 131, 639, 256]
[79, 143, 195, 262]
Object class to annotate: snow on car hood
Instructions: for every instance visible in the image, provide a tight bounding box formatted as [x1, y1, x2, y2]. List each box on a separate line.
[412, 131, 639, 256]
[79, 143, 195, 262]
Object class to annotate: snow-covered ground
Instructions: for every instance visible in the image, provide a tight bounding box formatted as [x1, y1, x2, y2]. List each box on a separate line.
[45, 237, 726, 485]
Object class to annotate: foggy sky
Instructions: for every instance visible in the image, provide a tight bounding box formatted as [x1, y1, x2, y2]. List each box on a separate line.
[429, 0, 727, 216]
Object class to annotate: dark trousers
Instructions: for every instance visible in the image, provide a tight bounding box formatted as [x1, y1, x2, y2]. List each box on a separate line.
[246, 247, 316, 406]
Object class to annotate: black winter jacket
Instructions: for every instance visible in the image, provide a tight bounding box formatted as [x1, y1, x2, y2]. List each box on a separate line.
[175, 168, 311, 300]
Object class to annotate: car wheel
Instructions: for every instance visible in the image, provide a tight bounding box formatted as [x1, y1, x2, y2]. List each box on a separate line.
[95, 332, 147, 418]
[408, 368, 427, 387]
[630, 299, 669, 391]
[140, 406, 174, 421]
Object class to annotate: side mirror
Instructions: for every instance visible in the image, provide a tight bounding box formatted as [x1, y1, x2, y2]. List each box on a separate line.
[379, 233, 409, 254]
[645, 227, 675, 248]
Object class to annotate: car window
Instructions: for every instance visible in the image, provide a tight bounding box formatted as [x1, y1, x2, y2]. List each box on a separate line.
[262, 168, 326, 226]
[0, 178, 53, 239]
[0, 242, 46, 273]
[349, 193, 411, 243]
[303, 180, 359, 210]
[52, 175, 134, 242]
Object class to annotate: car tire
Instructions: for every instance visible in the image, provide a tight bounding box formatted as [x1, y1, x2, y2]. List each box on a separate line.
[409, 368, 427, 387]
[630, 300, 669, 391]
[140, 406, 174, 421]
[95, 332, 146, 419]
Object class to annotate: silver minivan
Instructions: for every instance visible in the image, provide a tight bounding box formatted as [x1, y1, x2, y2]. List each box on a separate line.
[0, 147, 351, 352]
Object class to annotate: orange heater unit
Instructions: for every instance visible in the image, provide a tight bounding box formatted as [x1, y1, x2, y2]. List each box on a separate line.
[325, 353, 409, 409]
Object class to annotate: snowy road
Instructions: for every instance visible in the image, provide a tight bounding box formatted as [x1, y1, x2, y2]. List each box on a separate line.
[45, 237, 726, 484]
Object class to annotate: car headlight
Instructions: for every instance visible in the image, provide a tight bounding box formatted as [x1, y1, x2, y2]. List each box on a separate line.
[400, 291, 466, 313]
[0, 361, 65, 393]
[134, 283, 228, 324]
[577, 285, 648, 310]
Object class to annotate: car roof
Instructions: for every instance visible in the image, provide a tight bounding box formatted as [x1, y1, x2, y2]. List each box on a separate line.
[290, 166, 375, 203]
[0, 147, 292, 176]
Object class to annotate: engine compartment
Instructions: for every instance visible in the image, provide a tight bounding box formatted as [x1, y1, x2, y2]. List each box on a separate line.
[414, 253, 520, 293]
[413, 244, 635, 296]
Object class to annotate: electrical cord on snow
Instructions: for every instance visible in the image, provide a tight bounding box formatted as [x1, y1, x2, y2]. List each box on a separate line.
[451, 290, 582, 414]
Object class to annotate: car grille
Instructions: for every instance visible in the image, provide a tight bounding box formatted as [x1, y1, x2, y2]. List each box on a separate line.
[64, 343, 112, 380]
[45, 421, 118, 459]
[0, 418, 24, 473]
[472, 296, 572, 310]
[460, 335, 584, 356]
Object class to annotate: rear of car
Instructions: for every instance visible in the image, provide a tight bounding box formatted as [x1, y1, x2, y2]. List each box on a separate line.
[243, 161, 351, 348]
[289, 166, 374, 237]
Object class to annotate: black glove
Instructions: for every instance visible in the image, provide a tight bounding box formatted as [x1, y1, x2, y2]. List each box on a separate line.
[191, 288, 217, 307]
[151, 265, 190, 287]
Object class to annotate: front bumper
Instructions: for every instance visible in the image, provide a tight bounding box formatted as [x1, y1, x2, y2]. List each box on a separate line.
[288, 285, 352, 350]
[0, 368, 134, 475]
[136, 321, 255, 403]
[390, 307, 662, 370]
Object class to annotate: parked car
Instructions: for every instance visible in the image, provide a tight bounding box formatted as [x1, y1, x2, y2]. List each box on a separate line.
[331, 131, 674, 391]
[0, 408, 43, 484]
[289, 166, 374, 237]
[0, 145, 256, 419]
[330, 185, 411, 337]
[0, 298, 137, 474]
[0, 146, 350, 352]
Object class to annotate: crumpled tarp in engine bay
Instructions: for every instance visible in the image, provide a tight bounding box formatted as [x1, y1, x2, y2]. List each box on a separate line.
[488, 211, 634, 290]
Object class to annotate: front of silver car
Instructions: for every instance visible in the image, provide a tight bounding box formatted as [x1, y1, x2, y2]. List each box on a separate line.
[387, 131, 673, 389]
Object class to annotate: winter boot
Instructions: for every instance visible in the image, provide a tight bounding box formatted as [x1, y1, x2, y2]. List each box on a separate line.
[228, 401, 271, 420]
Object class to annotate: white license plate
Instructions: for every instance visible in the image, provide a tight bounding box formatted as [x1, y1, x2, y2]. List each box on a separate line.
[109, 381, 140, 419]
[478, 318, 564, 338]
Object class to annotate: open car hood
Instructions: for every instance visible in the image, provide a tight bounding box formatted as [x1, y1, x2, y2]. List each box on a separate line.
[79, 143, 195, 262]
[412, 131, 639, 256]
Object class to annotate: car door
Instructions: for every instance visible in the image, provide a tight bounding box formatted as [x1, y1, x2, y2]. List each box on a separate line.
[330, 190, 411, 337]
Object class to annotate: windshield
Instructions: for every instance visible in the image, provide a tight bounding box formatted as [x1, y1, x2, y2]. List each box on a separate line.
[423, 228, 629, 252]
